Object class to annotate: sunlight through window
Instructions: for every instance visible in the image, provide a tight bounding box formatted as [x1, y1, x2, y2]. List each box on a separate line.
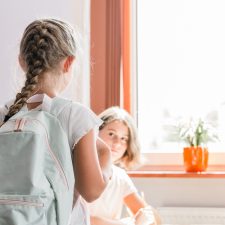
[137, 0, 225, 152]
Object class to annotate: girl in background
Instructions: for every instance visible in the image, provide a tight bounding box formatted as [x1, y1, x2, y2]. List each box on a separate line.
[89, 107, 161, 225]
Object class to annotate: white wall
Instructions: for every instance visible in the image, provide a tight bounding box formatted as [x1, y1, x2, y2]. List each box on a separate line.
[132, 177, 225, 208]
[0, 0, 90, 105]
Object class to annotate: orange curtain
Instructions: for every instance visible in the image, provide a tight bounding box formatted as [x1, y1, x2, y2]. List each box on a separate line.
[105, 0, 122, 108]
[122, 0, 131, 113]
[90, 0, 122, 113]
[90, 0, 131, 114]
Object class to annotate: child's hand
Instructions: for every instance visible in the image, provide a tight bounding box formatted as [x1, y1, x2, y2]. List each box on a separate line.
[119, 217, 135, 225]
[134, 206, 156, 225]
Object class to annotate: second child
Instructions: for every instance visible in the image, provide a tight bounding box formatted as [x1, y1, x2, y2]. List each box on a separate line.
[89, 107, 161, 225]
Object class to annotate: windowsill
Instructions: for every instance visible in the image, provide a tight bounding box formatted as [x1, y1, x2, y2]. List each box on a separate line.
[128, 165, 225, 178]
[126, 152, 225, 178]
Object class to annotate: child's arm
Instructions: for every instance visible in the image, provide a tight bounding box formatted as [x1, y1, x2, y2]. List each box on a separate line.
[96, 137, 113, 182]
[73, 129, 112, 202]
[124, 192, 148, 215]
[124, 193, 161, 225]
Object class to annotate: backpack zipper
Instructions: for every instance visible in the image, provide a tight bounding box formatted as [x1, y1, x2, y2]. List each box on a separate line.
[32, 119, 70, 190]
[14, 118, 26, 132]
[7, 118, 70, 190]
[0, 198, 44, 207]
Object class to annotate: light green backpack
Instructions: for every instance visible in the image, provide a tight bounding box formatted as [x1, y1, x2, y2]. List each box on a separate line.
[0, 97, 75, 225]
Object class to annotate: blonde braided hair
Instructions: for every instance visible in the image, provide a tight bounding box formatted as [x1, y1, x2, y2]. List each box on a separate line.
[4, 18, 76, 122]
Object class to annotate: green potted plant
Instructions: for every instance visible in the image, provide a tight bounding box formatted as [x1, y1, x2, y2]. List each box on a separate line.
[181, 118, 219, 172]
[164, 117, 219, 172]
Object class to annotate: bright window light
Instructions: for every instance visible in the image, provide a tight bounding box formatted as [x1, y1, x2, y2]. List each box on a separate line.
[137, 0, 225, 152]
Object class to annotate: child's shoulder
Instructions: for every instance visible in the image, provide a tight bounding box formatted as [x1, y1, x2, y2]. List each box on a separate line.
[112, 165, 136, 190]
[56, 97, 102, 125]
[54, 97, 102, 136]
[54, 97, 95, 116]
[112, 165, 130, 179]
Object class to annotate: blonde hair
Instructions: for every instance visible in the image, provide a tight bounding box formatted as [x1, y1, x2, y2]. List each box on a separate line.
[99, 106, 141, 170]
[4, 18, 76, 122]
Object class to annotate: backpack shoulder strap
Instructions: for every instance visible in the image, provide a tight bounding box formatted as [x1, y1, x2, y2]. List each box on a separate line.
[5, 95, 73, 120]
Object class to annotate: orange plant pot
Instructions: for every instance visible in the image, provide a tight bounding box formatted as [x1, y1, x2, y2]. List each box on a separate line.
[183, 146, 209, 172]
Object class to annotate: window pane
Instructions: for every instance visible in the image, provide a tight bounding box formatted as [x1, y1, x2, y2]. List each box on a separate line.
[137, 0, 225, 152]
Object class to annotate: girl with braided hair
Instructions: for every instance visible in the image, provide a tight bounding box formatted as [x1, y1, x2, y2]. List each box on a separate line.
[0, 18, 112, 225]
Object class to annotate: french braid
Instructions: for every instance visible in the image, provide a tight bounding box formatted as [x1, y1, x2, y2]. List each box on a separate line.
[4, 19, 76, 122]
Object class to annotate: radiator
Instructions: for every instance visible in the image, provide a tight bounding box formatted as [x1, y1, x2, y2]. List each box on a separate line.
[157, 207, 225, 225]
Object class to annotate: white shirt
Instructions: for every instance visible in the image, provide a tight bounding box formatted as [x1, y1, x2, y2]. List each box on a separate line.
[88, 165, 137, 219]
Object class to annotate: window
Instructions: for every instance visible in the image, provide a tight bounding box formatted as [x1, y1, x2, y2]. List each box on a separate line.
[137, 0, 225, 153]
